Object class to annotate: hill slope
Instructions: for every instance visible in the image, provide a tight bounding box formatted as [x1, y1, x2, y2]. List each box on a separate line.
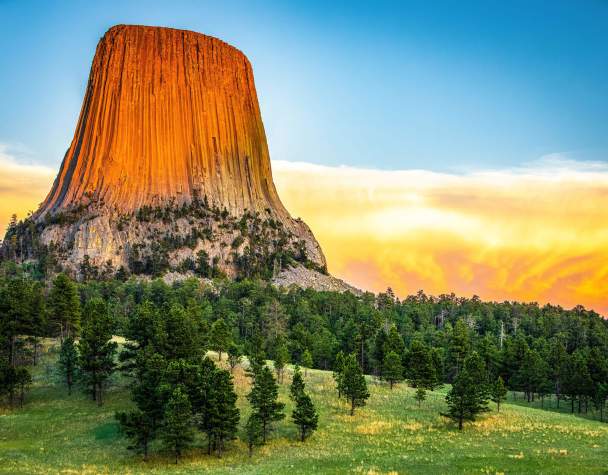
[1, 345, 607, 474]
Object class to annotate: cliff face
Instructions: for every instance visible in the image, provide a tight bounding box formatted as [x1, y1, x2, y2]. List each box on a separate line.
[10, 25, 326, 277]
[41, 24, 289, 218]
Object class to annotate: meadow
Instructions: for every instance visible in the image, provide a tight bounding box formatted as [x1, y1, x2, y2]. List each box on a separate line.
[1, 343, 608, 475]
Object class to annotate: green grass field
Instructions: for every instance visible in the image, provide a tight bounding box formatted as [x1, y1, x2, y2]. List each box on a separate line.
[1, 343, 608, 475]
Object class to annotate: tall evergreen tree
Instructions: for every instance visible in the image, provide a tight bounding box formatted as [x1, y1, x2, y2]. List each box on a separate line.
[120, 300, 167, 372]
[301, 349, 313, 376]
[208, 368, 240, 457]
[47, 273, 81, 339]
[274, 343, 289, 384]
[58, 336, 78, 395]
[333, 351, 345, 398]
[247, 364, 285, 443]
[443, 352, 489, 430]
[164, 303, 203, 361]
[209, 318, 232, 362]
[78, 298, 117, 406]
[491, 376, 507, 412]
[117, 349, 167, 460]
[406, 340, 439, 390]
[290, 365, 305, 401]
[448, 320, 470, 379]
[227, 343, 242, 373]
[245, 414, 263, 457]
[292, 391, 318, 441]
[341, 353, 370, 416]
[160, 386, 195, 464]
[382, 351, 404, 389]
[384, 325, 405, 356]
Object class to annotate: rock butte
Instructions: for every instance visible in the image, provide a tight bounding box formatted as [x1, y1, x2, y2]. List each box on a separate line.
[29, 24, 328, 273]
[41, 25, 292, 220]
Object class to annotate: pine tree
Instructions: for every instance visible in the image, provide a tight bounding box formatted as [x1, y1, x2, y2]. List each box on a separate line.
[443, 352, 489, 430]
[372, 327, 388, 375]
[120, 300, 167, 373]
[58, 336, 78, 395]
[160, 386, 195, 464]
[247, 364, 285, 443]
[382, 351, 404, 389]
[47, 273, 81, 339]
[209, 318, 232, 362]
[208, 368, 240, 457]
[116, 410, 155, 461]
[292, 391, 318, 441]
[415, 386, 426, 407]
[227, 343, 242, 373]
[406, 340, 439, 390]
[78, 298, 117, 406]
[117, 349, 167, 460]
[333, 351, 345, 398]
[301, 349, 313, 376]
[164, 303, 203, 361]
[341, 353, 370, 416]
[384, 325, 405, 356]
[290, 365, 305, 401]
[245, 414, 263, 457]
[448, 319, 471, 378]
[274, 343, 289, 383]
[491, 376, 507, 412]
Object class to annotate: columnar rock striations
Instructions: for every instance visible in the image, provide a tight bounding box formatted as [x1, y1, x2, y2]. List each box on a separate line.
[6, 25, 327, 278]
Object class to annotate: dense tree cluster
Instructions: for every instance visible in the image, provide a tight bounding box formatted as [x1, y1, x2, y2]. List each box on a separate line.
[2, 259, 608, 454]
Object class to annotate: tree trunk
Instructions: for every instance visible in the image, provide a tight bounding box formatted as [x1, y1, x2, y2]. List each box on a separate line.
[262, 420, 267, 443]
[350, 398, 355, 416]
[497, 401, 500, 412]
[458, 416, 463, 431]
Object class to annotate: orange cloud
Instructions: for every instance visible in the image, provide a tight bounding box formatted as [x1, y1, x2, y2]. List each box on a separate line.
[1, 149, 606, 316]
[0, 145, 54, 232]
[273, 159, 608, 315]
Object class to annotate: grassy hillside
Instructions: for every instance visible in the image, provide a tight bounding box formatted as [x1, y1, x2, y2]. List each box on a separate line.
[1, 343, 608, 475]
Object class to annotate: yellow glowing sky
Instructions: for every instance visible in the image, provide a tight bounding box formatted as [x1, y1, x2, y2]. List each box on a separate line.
[272, 159, 608, 315]
[1, 149, 606, 315]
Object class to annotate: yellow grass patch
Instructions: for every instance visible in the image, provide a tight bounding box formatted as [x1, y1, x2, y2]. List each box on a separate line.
[355, 420, 394, 435]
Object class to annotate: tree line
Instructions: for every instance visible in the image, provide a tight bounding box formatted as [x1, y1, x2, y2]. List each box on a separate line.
[2, 261, 608, 452]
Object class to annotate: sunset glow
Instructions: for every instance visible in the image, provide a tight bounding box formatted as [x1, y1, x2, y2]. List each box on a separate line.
[1, 152, 606, 315]
[273, 158, 608, 315]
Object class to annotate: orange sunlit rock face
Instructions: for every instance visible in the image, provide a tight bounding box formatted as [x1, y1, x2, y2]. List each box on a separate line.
[40, 25, 291, 221]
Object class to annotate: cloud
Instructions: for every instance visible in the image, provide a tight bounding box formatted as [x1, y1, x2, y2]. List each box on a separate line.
[0, 145, 606, 316]
[272, 158, 608, 315]
[0, 143, 54, 232]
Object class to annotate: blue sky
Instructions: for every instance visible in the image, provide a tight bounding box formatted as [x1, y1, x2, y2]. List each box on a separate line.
[1, 0, 607, 171]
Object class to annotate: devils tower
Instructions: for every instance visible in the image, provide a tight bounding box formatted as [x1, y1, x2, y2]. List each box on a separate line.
[5, 25, 330, 281]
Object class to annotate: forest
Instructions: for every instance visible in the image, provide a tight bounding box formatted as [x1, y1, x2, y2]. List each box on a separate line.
[1, 260, 608, 462]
